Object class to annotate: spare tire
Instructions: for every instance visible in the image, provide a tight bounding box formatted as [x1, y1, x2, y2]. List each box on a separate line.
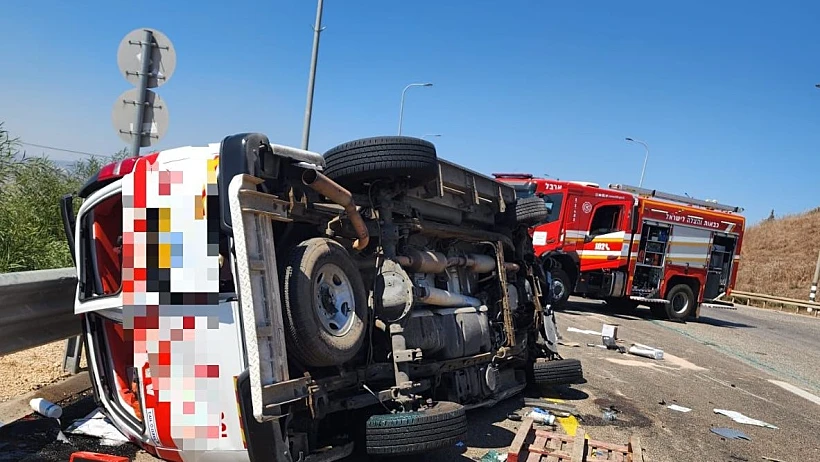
[283, 238, 368, 367]
[516, 196, 549, 225]
[366, 401, 466, 456]
[533, 358, 584, 386]
[323, 136, 438, 192]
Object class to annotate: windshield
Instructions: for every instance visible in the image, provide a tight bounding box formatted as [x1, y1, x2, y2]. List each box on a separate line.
[542, 193, 563, 224]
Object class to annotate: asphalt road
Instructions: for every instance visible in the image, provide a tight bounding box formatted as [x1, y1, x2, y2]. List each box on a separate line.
[422, 298, 820, 462]
[4, 299, 820, 462]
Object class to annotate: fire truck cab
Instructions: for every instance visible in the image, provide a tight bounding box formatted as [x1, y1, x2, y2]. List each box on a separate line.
[493, 174, 746, 321]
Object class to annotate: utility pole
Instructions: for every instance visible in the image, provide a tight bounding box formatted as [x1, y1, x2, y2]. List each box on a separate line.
[131, 29, 154, 157]
[301, 0, 325, 150]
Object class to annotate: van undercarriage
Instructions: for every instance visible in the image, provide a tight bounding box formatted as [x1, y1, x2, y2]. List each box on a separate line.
[66, 134, 584, 461]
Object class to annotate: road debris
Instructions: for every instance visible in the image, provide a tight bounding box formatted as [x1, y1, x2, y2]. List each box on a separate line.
[528, 408, 556, 425]
[601, 324, 619, 348]
[507, 413, 523, 422]
[29, 397, 73, 445]
[601, 407, 618, 422]
[479, 449, 508, 462]
[65, 409, 129, 446]
[558, 341, 582, 347]
[507, 419, 644, 462]
[30, 398, 63, 419]
[69, 452, 130, 462]
[567, 327, 602, 336]
[628, 343, 664, 360]
[667, 404, 692, 412]
[522, 399, 577, 417]
[710, 427, 750, 440]
[713, 409, 778, 429]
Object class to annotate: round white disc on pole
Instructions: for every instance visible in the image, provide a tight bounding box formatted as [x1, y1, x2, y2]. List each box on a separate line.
[112, 88, 169, 147]
[117, 28, 176, 88]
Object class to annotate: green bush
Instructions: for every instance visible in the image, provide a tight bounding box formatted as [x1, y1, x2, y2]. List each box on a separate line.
[0, 122, 127, 273]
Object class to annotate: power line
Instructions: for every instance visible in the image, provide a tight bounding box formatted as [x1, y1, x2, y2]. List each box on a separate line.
[18, 141, 105, 158]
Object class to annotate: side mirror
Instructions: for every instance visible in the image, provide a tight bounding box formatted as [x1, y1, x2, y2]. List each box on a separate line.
[583, 234, 594, 244]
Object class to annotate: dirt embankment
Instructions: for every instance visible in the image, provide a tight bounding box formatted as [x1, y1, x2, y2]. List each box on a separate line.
[736, 208, 820, 299]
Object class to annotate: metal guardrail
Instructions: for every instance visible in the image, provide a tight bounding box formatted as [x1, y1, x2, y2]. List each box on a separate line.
[0, 268, 81, 356]
[722, 290, 820, 318]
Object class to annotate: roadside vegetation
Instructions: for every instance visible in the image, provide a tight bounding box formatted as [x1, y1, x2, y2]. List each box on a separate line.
[736, 209, 820, 300]
[0, 122, 127, 273]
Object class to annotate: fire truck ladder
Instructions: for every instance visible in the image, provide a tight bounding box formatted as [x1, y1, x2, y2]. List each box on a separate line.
[608, 184, 744, 214]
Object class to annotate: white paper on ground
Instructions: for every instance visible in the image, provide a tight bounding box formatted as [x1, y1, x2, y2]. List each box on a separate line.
[567, 327, 603, 336]
[65, 408, 130, 445]
[667, 404, 692, 412]
[713, 409, 778, 429]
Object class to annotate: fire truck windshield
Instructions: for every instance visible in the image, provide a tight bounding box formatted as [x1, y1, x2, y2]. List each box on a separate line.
[542, 193, 563, 223]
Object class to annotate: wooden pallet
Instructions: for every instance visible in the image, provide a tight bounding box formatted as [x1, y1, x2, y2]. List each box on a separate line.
[507, 418, 644, 462]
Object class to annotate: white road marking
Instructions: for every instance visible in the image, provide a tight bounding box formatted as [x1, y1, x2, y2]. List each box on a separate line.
[768, 380, 820, 406]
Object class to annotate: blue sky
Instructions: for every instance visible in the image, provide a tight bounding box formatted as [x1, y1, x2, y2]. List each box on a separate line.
[2, 1, 819, 225]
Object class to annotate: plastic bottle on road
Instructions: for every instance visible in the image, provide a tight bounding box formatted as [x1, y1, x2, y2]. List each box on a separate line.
[528, 408, 556, 425]
[30, 398, 63, 419]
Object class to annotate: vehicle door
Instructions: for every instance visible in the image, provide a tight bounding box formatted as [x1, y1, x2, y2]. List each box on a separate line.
[577, 199, 631, 271]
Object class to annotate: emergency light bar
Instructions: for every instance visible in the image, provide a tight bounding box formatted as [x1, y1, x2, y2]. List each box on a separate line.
[608, 183, 744, 213]
[492, 173, 533, 179]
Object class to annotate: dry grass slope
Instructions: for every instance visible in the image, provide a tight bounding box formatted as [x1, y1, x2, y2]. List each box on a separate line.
[736, 208, 820, 299]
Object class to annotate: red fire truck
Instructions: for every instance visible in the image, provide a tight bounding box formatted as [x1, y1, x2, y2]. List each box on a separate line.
[493, 174, 746, 320]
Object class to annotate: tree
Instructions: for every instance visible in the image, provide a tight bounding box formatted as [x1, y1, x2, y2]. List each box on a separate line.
[0, 122, 129, 272]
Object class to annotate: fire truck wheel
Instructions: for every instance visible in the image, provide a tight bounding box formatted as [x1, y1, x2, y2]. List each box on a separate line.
[549, 268, 572, 307]
[515, 196, 550, 225]
[532, 358, 584, 386]
[665, 284, 696, 320]
[322, 136, 438, 193]
[283, 238, 369, 368]
[365, 401, 467, 456]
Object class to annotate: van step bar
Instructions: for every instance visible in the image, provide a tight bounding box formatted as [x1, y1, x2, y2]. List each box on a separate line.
[228, 174, 293, 423]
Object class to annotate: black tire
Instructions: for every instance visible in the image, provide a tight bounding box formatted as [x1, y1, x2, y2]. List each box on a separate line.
[322, 136, 438, 192]
[533, 358, 584, 386]
[665, 283, 696, 320]
[515, 196, 549, 225]
[365, 401, 467, 456]
[550, 268, 572, 307]
[283, 238, 368, 367]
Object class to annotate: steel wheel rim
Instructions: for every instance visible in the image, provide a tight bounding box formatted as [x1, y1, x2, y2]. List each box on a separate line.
[552, 279, 566, 301]
[314, 263, 356, 337]
[671, 292, 689, 314]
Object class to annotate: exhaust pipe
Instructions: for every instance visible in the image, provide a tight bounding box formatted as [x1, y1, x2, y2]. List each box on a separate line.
[417, 285, 482, 307]
[302, 169, 370, 251]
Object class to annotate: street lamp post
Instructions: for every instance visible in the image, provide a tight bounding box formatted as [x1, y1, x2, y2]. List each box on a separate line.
[301, 0, 325, 150]
[398, 83, 432, 135]
[625, 137, 650, 188]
